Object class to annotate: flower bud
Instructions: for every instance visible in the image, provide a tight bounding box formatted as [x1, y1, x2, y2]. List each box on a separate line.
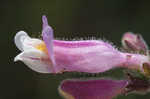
[59, 79, 128, 99]
[122, 32, 148, 54]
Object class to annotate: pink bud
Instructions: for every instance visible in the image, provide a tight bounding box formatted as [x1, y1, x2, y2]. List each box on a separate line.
[59, 79, 128, 99]
[122, 32, 148, 53]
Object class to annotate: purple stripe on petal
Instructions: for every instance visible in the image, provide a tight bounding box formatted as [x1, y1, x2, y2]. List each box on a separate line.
[59, 79, 128, 99]
[54, 40, 113, 48]
[42, 15, 56, 68]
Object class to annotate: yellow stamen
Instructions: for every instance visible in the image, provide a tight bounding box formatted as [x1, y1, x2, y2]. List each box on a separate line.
[35, 42, 48, 54]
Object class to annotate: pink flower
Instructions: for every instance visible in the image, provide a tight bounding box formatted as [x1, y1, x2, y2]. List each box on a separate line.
[59, 79, 128, 99]
[14, 15, 150, 75]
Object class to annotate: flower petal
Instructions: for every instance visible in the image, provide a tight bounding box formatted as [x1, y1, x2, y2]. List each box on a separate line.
[59, 79, 128, 99]
[42, 15, 55, 67]
[54, 40, 126, 73]
[14, 49, 52, 73]
[14, 31, 43, 51]
[14, 31, 28, 51]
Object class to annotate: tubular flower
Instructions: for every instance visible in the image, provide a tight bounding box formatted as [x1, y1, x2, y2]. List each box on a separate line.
[14, 15, 150, 74]
[59, 79, 128, 99]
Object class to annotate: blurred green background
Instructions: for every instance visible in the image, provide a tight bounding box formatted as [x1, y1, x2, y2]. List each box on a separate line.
[1, 0, 150, 99]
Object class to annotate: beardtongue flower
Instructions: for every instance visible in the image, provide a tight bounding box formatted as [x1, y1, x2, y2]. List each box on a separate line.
[14, 15, 150, 74]
[122, 32, 148, 54]
[59, 79, 128, 99]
